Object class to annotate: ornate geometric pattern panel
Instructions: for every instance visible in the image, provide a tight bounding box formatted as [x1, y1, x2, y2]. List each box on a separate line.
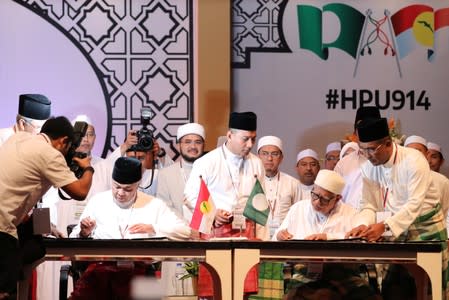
[16, 0, 193, 158]
[232, 0, 290, 68]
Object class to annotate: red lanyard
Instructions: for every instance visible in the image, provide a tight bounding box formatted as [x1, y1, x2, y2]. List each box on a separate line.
[383, 145, 398, 208]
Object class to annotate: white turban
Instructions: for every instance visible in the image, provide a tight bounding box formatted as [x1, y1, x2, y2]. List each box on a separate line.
[72, 114, 93, 126]
[326, 142, 341, 154]
[257, 136, 283, 152]
[404, 135, 427, 147]
[296, 149, 319, 163]
[314, 170, 346, 195]
[427, 142, 442, 153]
[340, 142, 359, 160]
[177, 123, 205, 141]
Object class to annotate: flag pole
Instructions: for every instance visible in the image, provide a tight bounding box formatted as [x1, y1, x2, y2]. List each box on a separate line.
[385, 9, 402, 78]
[353, 9, 371, 78]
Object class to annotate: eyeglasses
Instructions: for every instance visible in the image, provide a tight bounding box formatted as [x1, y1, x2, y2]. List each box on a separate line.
[24, 119, 42, 131]
[325, 155, 339, 161]
[259, 151, 281, 158]
[180, 139, 204, 146]
[359, 143, 384, 156]
[311, 190, 335, 206]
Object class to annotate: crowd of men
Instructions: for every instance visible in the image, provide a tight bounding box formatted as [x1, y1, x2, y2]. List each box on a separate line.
[0, 94, 448, 299]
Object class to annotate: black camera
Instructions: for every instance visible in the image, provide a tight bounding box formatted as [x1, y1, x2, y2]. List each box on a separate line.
[133, 108, 154, 151]
[65, 121, 88, 178]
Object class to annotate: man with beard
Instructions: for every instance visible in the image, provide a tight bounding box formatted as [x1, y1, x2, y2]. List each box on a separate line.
[157, 122, 206, 219]
[295, 149, 320, 201]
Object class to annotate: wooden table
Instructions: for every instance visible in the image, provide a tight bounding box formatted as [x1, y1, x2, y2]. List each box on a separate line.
[232, 240, 444, 300]
[19, 239, 233, 300]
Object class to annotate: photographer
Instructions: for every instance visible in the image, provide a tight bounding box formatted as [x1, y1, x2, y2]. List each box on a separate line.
[0, 116, 93, 299]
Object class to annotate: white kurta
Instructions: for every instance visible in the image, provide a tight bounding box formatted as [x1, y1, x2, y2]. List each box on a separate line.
[354, 143, 441, 237]
[184, 144, 268, 239]
[334, 151, 366, 211]
[70, 190, 191, 240]
[297, 182, 313, 201]
[157, 160, 193, 219]
[264, 172, 300, 237]
[273, 199, 356, 240]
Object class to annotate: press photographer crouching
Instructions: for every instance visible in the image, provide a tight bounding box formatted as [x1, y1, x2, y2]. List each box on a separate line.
[0, 116, 93, 300]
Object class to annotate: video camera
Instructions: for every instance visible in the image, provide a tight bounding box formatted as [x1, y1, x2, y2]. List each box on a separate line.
[132, 108, 154, 151]
[65, 121, 88, 178]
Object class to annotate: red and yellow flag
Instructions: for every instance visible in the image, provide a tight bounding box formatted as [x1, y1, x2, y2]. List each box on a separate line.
[190, 177, 215, 234]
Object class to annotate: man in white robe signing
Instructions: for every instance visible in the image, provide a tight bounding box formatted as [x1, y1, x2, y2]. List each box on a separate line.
[274, 169, 355, 241]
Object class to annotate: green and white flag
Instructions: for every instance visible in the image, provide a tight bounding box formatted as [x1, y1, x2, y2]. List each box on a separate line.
[297, 3, 366, 59]
[243, 178, 269, 226]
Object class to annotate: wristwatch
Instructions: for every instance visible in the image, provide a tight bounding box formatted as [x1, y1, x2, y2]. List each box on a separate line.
[384, 222, 391, 233]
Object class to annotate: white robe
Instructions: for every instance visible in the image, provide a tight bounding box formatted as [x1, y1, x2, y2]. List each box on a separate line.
[70, 190, 191, 240]
[354, 143, 441, 237]
[334, 151, 366, 211]
[184, 144, 268, 239]
[264, 172, 300, 238]
[273, 199, 356, 240]
[297, 182, 313, 201]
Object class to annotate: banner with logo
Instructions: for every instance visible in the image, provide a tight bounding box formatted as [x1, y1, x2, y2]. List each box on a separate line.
[233, 0, 449, 176]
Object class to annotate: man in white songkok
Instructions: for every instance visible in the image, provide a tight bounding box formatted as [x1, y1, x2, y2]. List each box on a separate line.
[157, 122, 206, 219]
[295, 149, 320, 201]
[404, 135, 449, 226]
[427, 142, 445, 173]
[257, 135, 299, 237]
[324, 142, 341, 170]
[274, 170, 355, 240]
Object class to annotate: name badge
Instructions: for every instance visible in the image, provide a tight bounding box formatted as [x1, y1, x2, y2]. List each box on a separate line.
[232, 204, 246, 230]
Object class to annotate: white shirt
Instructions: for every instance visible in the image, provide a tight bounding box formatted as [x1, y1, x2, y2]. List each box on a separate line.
[297, 183, 313, 201]
[185, 145, 265, 212]
[354, 143, 441, 237]
[273, 199, 356, 240]
[334, 151, 366, 211]
[157, 159, 193, 219]
[184, 144, 268, 239]
[264, 172, 300, 237]
[70, 190, 191, 240]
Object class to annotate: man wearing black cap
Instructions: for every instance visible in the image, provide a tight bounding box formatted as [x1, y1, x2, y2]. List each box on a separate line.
[334, 106, 382, 211]
[346, 117, 448, 297]
[0, 116, 93, 299]
[184, 111, 266, 297]
[0, 94, 52, 145]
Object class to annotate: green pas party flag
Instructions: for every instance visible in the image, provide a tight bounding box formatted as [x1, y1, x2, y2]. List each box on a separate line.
[243, 178, 269, 226]
[297, 3, 366, 60]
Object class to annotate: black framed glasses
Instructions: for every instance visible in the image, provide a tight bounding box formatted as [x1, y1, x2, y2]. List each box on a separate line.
[359, 143, 384, 156]
[310, 189, 335, 206]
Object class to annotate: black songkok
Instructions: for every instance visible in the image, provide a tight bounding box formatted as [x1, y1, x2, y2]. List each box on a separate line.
[229, 112, 257, 131]
[354, 106, 381, 128]
[112, 157, 142, 184]
[357, 118, 390, 143]
[18, 94, 51, 120]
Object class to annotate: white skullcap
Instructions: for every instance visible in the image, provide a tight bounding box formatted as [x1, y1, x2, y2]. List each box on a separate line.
[177, 122, 205, 141]
[340, 142, 359, 160]
[72, 114, 93, 126]
[326, 142, 341, 154]
[257, 135, 283, 152]
[427, 142, 442, 153]
[296, 149, 319, 163]
[314, 169, 346, 195]
[404, 135, 427, 147]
